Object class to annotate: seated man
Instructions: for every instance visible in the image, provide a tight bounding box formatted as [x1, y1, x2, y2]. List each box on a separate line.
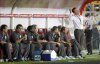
[60, 27, 73, 59]
[11, 24, 30, 61]
[0, 24, 12, 62]
[27, 25, 47, 60]
[45, 26, 66, 59]
[60, 27, 82, 59]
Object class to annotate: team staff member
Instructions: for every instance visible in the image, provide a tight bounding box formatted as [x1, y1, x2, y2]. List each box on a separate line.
[60, 27, 74, 59]
[45, 26, 66, 59]
[11, 24, 29, 61]
[60, 27, 83, 59]
[0, 24, 12, 62]
[27, 25, 47, 60]
[85, 13, 95, 55]
[70, 7, 87, 55]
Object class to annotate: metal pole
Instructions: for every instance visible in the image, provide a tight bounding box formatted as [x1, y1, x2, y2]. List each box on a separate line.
[62, 18, 64, 26]
[28, 17, 31, 26]
[45, 17, 48, 29]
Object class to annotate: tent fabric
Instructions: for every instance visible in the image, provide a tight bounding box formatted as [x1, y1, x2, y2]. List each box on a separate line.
[79, 0, 100, 15]
[0, 0, 82, 8]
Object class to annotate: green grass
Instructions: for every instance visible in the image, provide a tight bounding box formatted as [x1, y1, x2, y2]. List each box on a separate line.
[0, 54, 100, 64]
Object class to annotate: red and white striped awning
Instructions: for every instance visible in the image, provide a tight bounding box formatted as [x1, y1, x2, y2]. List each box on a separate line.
[0, 0, 97, 15]
[0, 0, 82, 8]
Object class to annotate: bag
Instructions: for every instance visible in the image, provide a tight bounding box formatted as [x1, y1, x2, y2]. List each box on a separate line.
[33, 50, 42, 61]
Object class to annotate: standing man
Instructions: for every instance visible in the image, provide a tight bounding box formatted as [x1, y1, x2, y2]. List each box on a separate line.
[70, 7, 86, 56]
[85, 13, 95, 55]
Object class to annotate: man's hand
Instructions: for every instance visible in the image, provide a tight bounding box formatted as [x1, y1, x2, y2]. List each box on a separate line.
[24, 34, 27, 40]
[29, 41, 32, 44]
[57, 43, 60, 46]
[0, 41, 7, 44]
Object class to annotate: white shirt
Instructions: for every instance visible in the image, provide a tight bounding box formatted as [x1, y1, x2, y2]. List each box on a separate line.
[70, 15, 86, 29]
[85, 16, 94, 30]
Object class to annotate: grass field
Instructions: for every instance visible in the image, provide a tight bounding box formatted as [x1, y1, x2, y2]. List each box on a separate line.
[0, 54, 100, 64]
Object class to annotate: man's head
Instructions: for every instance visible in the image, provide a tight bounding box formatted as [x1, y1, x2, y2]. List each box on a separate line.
[31, 24, 38, 33]
[16, 24, 23, 33]
[58, 25, 62, 31]
[61, 27, 69, 33]
[72, 7, 80, 15]
[51, 26, 59, 33]
[0, 24, 8, 33]
[85, 13, 90, 17]
[27, 25, 32, 32]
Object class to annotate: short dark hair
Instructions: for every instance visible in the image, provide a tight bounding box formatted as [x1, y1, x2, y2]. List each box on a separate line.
[0, 24, 7, 31]
[27, 25, 32, 32]
[31, 24, 37, 30]
[58, 25, 62, 31]
[51, 26, 58, 31]
[85, 13, 90, 17]
[61, 27, 66, 32]
[72, 7, 76, 13]
[16, 24, 23, 29]
[91, 12, 94, 16]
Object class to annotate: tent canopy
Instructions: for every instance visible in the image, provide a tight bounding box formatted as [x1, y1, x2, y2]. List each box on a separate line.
[0, 0, 82, 8]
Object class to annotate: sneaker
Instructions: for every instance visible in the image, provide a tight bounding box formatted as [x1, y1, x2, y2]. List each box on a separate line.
[5, 59, 8, 62]
[76, 56, 83, 59]
[69, 56, 76, 59]
[65, 56, 71, 59]
[24, 58, 28, 61]
[8, 59, 13, 62]
[56, 56, 62, 60]
[13, 57, 17, 60]
[59, 56, 66, 60]
[59, 56, 64, 60]
[13, 57, 18, 61]
[0, 59, 4, 62]
[21, 57, 25, 61]
[80, 50, 87, 57]
[87, 53, 92, 55]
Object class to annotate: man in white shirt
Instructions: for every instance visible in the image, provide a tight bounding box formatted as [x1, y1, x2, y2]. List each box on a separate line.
[70, 7, 86, 56]
[85, 13, 94, 55]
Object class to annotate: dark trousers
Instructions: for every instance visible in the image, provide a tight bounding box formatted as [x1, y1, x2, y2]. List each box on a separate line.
[21, 43, 30, 58]
[45, 42, 66, 57]
[45, 43, 56, 50]
[85, 29, 93, 54]
[13, 43, 30, 60]
[58, 43, 66, 57]
[12, 43, 23, 59]
[64, 43, 72, 56]
[71, 39, 81, 56]
[0, 44, 3, 59]
[74, 29, 86, 50]
[0, 43, 12, 60]
[29, 42, 42, 59]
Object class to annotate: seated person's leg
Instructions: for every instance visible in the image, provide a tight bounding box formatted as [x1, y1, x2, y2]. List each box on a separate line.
[22, 43, 30, 60]
[12, 43, 20, 60]
[0, 47, 3, 62]
[57, 43, 66, 57]
[29, 43, 35, 60]
[6, 43, 13, 61]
